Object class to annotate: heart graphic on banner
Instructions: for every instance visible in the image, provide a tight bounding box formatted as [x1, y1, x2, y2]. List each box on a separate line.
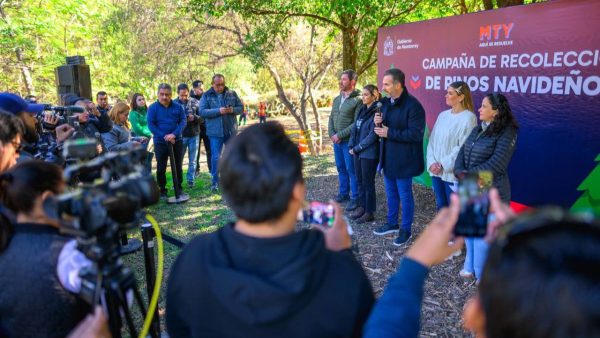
[409, 75, 421, 90]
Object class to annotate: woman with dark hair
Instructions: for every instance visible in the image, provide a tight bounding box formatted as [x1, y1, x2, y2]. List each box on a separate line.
[348, 84, 381, 223]
[427, 81, 477, 210]
[129, 93, 154, 172]
[454, 92, 519, 282]
[0, 160, 91, 337]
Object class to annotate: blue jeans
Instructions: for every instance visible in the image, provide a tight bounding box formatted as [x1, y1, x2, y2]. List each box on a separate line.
[384, 176, 414, 232]
[333, 141, 358, 200]
[431, 176, 454, 211]
[182, 136, 199, 183]
[209, 135, 231, 185]
[463, 237, 489, 280]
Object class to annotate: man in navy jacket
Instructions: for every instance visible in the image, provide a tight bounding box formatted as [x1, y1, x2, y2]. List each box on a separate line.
[374, 68, 425, 246]
[147, 83, 187, 199]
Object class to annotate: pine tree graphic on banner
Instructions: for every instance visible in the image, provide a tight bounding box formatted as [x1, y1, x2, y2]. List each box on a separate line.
[571, 153, 600, 217]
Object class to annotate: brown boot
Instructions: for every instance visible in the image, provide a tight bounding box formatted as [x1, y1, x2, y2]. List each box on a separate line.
[349, 207, 365, 220]
[355, 212, 374, 224]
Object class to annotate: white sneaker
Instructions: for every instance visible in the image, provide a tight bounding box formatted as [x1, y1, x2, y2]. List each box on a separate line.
[460, 270, 474, 278]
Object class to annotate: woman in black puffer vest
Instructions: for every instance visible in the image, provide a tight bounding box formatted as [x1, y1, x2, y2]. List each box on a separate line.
[348, 85, 381, 224]
[454, 92, 518, 283]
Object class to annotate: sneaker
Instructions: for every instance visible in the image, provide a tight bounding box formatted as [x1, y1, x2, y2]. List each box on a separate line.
[392, 230, 412, 246]
[349, 207, 365, 219]
[355, 212, 374, 224]
[160, 191, 168, 201]
[373, 223, 400, 236]
[334, 194, 350, 203]
[187, 180, 195, 188]
[210, 183, 219, 192]
[346, 199, 359, 211]
[459, 270, 474, 278]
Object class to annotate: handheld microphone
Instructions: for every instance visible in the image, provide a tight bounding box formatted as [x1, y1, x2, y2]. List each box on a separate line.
[375, 102, 383, 128]
[376, 102, 384, 144]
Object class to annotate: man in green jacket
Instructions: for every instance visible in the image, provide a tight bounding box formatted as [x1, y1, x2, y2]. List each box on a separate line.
[328, 70, 362, 211]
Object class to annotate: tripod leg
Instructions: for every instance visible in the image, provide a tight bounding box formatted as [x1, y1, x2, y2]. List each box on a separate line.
[141, 224, 161, 337]
[104, 288, 125, 338]
[168, 142, 182, 199]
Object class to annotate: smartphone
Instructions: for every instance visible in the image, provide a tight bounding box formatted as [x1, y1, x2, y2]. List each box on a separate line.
[454, 171, 493, 237]
[299, 201, 335, 227]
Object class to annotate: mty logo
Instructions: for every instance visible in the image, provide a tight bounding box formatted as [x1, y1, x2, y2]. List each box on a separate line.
[479, 22, 514, 47]
[409, 75, 421, 90]
[383, 36, 394, 56]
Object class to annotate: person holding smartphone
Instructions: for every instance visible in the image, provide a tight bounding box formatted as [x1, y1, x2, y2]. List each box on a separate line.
[427, 81, 477, 211]
[199, 74, 243, 192]
[166, 122, 374, 338]
[454, 92, 518, 281]
[174, 83, 201, 188]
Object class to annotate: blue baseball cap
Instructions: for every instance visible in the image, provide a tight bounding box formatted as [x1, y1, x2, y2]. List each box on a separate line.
[0, 92, 45, 115]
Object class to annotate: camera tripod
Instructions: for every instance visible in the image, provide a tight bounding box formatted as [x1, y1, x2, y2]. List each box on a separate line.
[77, 219, 161, 338]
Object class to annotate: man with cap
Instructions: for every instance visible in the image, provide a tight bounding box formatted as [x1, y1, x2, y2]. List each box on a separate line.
[0, 92, 74, 162]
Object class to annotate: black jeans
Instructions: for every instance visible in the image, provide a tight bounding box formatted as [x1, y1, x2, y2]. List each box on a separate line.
[155, 140, 184, 192]
[354, 155, 377, 213]
[196, 122, 211, 174]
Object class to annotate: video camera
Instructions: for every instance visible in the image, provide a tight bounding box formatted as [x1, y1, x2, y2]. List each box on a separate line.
[46, 138, 159, 337]
[56, 138, 159, 240]
[36, 104, 85, 130]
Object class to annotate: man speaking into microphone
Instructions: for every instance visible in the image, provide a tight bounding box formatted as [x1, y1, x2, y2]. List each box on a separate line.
[373, 68, 426, 247]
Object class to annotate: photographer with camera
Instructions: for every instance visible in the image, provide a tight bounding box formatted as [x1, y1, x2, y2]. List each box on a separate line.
[0, 92, 76, 165]
[71, 97, 113, 148]
[0, 160, 92, 338]
[174, 83, 201, 188]
[166, 122, 374, 338]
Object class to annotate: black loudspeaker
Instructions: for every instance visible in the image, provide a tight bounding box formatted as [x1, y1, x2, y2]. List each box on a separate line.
[55, 57, 92, 102]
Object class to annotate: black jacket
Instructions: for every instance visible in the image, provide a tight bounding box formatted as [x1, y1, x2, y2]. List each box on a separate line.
[174, 98, 201, 137]
[0, 224, 89, 338]
[349, 103, 380, 160]
[454, 124, 517, 202]
[379, 90, 426, 179]
[78, 112, 113, 138]
[166, 223, 374, 338]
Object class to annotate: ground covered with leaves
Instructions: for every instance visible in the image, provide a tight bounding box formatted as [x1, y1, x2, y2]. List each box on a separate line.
[123, 118, 476, 337]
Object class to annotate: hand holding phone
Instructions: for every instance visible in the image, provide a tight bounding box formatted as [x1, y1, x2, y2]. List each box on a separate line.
[454, 171, 493, 237]
[299, 201, 335, 227]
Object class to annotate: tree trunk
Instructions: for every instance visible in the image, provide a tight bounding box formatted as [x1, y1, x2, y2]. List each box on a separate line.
[15, 48, 35, 96]
[0, 7, 35, 96]
[497, 0, 524, 7]
[308, 89, 323, 154]
[341, 28, 358, 72]
[266, 65, 317, 155]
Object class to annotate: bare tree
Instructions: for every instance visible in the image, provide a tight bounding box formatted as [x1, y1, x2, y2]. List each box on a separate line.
[196, 15, 340, 155]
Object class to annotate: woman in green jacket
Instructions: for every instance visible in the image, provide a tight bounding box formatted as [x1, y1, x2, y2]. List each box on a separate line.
[129, 93, 154, 173]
